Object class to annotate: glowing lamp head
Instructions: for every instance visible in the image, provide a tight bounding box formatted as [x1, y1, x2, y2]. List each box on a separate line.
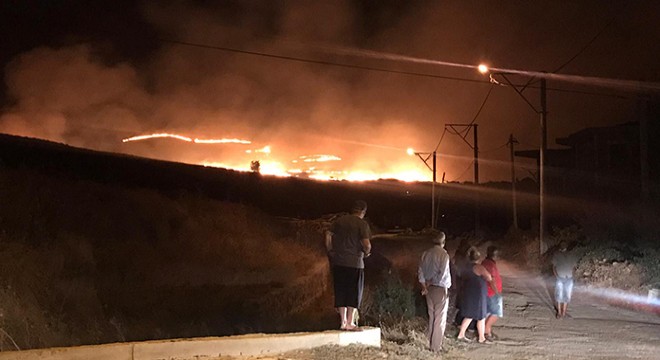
[478, 64, 489, 74]
[406, 147, 415, 156]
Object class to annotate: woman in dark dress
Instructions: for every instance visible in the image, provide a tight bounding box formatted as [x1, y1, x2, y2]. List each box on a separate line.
[457, 247, 496, 343]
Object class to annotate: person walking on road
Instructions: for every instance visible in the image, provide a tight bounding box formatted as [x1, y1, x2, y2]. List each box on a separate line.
[552, 240, 577, 319]
[325, 200, 372, 331]
[418, 231, 452, 353]
[481, 246, 503, 340]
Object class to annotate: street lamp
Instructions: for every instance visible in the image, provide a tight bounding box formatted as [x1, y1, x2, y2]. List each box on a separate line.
[408, 148, 437, 229]
[478, 63, 547, 255]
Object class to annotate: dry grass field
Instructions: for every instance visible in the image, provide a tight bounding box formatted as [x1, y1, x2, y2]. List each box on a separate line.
[0, 167, 329, 350]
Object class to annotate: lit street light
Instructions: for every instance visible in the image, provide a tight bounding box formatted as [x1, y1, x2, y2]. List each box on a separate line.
[408, 148, 437, 229]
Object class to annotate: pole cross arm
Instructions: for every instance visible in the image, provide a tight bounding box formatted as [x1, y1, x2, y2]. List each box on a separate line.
[491, 73, 540, 114]
[446, 124, 477, 149]
[415, 152, 434, 172]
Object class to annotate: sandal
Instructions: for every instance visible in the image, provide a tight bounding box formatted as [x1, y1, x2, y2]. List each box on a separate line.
[457, 336, 472, 343]
[485, 332, 499, 341]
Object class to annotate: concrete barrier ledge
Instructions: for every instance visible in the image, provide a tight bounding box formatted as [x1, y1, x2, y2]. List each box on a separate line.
[0, 327, 380, 360]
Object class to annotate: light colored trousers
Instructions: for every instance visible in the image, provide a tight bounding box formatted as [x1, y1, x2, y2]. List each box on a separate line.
[426, 286, 449, 352]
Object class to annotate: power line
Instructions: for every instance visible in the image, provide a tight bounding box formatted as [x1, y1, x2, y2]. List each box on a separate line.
[161, 38, 487, 84]
[449, 160, 475, 183]
[553, 17, 616, 74]
[433, 128, 448, 152]
[479, 142, 509, 154]
[520, 16, 617, 92]
[161, 38, 632, 99]
[446, 126, 468, 138]
[466, 84, 494, 129]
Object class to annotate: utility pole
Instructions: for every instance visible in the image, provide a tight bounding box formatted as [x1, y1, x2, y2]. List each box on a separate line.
[540, 78, 547, 254]
[446, 123, 480, 232]
[508, 134, 519, 230]
[474, 124, 479, 185]
[474, 124, 480, 232]
[485, 68, 548, 256]
[639, 96, 650, 201]
[411, 150, 437, 229]
[432, 151, 437, 229]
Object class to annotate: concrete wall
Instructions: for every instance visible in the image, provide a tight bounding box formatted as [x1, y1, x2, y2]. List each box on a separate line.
[0, 328, 380, 360]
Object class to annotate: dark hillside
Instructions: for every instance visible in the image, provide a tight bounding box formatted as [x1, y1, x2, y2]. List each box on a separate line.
[0, 161, 328, 349]
[0, 133, 618, 351]
[0, 133, 533, 233]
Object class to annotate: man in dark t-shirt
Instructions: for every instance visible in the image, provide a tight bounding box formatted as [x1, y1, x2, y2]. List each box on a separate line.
[325, 200, 372, 330]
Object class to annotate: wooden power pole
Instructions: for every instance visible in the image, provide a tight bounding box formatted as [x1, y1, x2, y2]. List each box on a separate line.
[508, 134, 519, 230]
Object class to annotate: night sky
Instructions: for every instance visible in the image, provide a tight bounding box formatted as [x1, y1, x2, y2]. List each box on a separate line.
[1, 1, 659, 181]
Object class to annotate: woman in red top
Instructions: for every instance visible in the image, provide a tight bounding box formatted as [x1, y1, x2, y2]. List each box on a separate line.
[481, 246, 503, 341]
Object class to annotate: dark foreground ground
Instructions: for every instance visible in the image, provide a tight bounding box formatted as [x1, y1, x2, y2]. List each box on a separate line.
[197, 259, 660, 360]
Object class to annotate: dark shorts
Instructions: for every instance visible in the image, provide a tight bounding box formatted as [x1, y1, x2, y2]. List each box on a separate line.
[332, 265, 364, 308]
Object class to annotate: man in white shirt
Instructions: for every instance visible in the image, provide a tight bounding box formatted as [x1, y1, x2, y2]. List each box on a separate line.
[418, 231, 452, 352]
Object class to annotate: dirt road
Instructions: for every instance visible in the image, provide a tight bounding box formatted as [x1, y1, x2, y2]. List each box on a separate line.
[215, 259, 660, 360]
[448, 260, 660, 359]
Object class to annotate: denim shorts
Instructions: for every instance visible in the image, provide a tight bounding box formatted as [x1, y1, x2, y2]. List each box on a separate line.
[487, 294, 504, 317]
[555, 277, 574, 303]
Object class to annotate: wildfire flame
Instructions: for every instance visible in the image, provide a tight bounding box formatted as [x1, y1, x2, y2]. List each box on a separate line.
[122, 133, 430, 182]
[122, 133, 251, 144]
[245, 146, 271, 154]
[295, 154, 342, 163]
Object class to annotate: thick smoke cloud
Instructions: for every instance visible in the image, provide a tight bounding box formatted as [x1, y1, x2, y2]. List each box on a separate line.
[1, 1, 658, 181]
[1, 45, 149, 145]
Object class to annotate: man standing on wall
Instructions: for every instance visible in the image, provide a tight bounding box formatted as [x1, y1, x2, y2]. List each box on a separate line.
[325, 200, 372, 331]
[418, 231, 451, 352]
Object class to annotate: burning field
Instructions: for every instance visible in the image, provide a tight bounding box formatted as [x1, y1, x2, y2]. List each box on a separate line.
[120, 131, 431, 181]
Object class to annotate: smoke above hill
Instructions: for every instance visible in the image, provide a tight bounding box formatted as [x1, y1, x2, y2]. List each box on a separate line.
[1, 1, 656, 181]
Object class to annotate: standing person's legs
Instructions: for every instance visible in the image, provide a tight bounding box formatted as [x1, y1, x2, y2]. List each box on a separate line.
[562, 278, 574, 317]
[425, 288, 435, 343]
[344, 267, 364, 330]
[476, 318, 486, 342]
[485, 294, 503, 338]
[426, 286, 449, 352]
[349, 308, 359, 326]
[457, 317, 474, 340]
[485, 315, 497, 336]
[346, 307, 356, 328]
[333, 266, 355, 329]
[555, 277, 565, 318]
[338, 307, 348, 329]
